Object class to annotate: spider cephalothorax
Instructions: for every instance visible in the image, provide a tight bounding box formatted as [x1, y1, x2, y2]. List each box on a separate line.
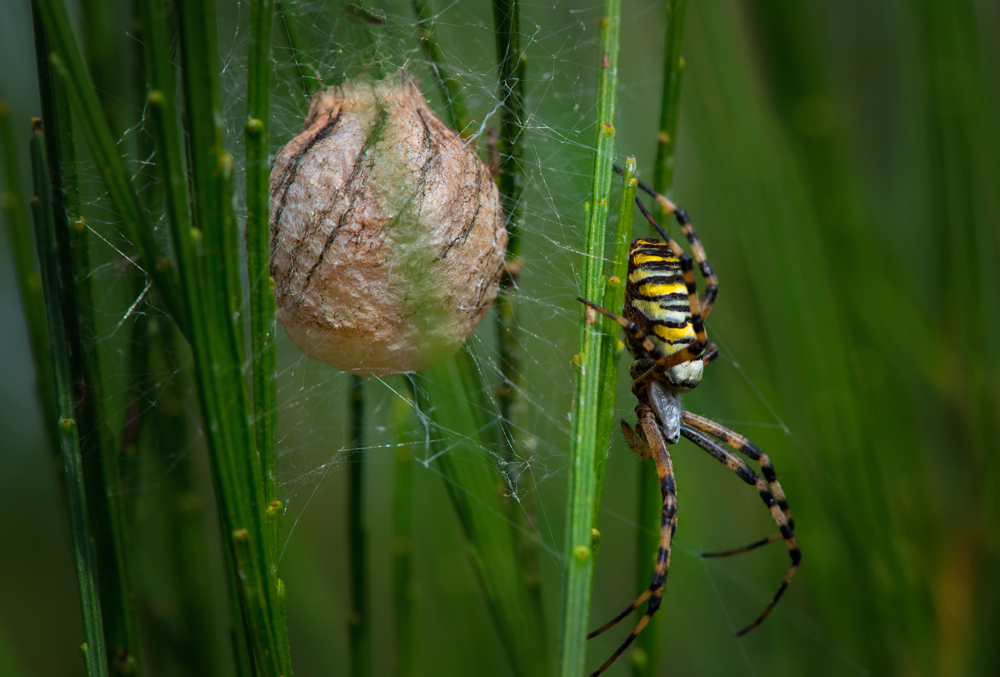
[578, 171, 800, 676]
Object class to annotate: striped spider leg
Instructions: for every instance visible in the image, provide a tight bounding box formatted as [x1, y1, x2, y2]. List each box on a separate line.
[679, 412, 801, 636]
[585, 408, 677, 677]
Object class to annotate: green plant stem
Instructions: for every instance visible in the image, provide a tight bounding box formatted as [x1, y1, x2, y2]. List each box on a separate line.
[133, 0, 286, 671]
[492, 0, 526, 484]
[411, 351, 548, 677]
[246, 0, 282, 574]
[411, 0, 470, 134]
[30, 121, 109, 677]
[135, 3, 255, 673]
[493, 0, 526, 262]
[490, 0, 548, 650]
[652, 0, 687, 224]
[348, 375, 371, 677]
[391, 391, 416, 677]
[0, 98, 57, 451]
[635, 7, 687, 673]
[31, 0, 187, 336]
[592, 157, 636, 519]
[31, 11, 141, 672]
[558, 3, 621, 675]
[127, 5, 253, 663]
[177, 0, 285, 669]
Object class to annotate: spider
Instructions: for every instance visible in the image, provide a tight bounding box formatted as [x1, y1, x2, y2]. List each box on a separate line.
[577, 170, 801, 676]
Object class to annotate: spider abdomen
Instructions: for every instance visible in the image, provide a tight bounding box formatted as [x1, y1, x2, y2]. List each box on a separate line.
[625, 239, 703, 390]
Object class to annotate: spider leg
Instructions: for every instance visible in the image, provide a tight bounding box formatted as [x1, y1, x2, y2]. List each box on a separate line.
[587, 412, 677, 677]
[682, 411, 793, 528]
[577, 297, 706, 370]
[620, 418, 654, 460]
[614, 165, 719, 318]
[678, 423, 801, 637]
[700, 343, 720, 366]
[701, 531, 782, 558]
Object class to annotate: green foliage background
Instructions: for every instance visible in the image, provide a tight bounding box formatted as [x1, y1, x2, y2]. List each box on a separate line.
[1, 0, 999, 675]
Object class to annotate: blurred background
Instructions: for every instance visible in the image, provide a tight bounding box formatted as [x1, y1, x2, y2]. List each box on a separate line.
[2, 0, 999, 675]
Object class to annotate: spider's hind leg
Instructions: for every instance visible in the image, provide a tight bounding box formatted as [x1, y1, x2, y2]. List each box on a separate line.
[587, 412, 677, 677]
[678, 417, 801, 637]
[682, 411, 794, 527]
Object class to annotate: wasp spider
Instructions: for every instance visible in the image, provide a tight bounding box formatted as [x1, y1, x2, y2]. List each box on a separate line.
[578, 171, 800, 676]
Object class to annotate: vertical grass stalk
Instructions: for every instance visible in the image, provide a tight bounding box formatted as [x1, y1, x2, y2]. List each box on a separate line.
[174, 0, 286, 671]
[652, 0, 687, 223]
[412, 0, 470, 133]
[348, 375, 371, 677]
[493, 0, 527, 449]
[391, 391, 416, 677]
[277, 0, 321, 99]
[134, 1, 248, 667]
[245, 0, 283, 576]
[635, 6, 687, 674]
[411, 351, 549, 677]
[31, 0, 187, 335]
[38, 0, 290, 670]
[31, 11, 142, 671]
[29, 120, 109, 677]
[558, 2, 621, 675]
[592, 158, 636, 517]
[491, 0, 549, 649]
[0, 99, 57, 451]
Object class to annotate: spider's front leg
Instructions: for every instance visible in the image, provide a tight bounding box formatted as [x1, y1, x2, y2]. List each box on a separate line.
[587, 409, 677, 677]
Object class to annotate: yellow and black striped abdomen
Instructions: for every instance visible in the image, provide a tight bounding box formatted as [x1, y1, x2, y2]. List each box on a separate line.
[624, 239, 696, 359]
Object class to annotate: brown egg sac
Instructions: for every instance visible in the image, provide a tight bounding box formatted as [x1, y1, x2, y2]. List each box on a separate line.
[269, 72, 508, 376]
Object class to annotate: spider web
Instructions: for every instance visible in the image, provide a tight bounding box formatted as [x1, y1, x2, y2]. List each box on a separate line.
[0, 1, 873, 675]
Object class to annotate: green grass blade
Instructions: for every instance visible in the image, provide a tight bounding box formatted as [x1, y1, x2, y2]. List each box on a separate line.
[412, 0, 470, 133]
[246, 0, 282, 567]
[493, 0, 526, 260]
[0, 97, 57, 452]
[490, 0, 548, 650]
[277, 0, 321, 98]
[30, 120, 109, 677]
[133, 0, 287, 671]
[79, 0, 126, 136]
[592, 157, 635, 518]
[391, 391, 417, 677]
[174, 0, 285, 668]
[652, 0, 687, 223]
[412, 351, 549, 677]
[348, 375, 371, 677]
[31, 0, 187, 335]
[245, 1, 290, 668]
[31, 11, 143, 671]
[130, 12, 244, 669]
[558, 3, 621, 675]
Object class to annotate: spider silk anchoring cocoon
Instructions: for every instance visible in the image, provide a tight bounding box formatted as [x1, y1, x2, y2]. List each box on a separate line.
[269, 72, 508, 375]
